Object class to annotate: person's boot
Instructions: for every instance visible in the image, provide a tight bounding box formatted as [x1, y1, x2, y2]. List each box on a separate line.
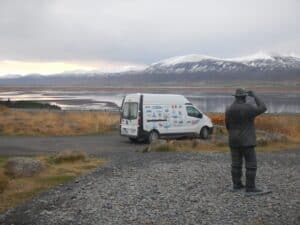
[233, 183, 245, 190]
[232, 167, 244, 190]
[245, 168, 262, 193]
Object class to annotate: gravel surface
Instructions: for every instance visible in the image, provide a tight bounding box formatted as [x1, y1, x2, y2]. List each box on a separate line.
[0, 147, 299, 225]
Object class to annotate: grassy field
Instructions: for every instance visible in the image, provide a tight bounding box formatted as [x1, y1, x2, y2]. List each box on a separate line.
[0, 106, 119, 136]
[0, 105, 299, 152]
[0, 151, 105, 213]
[1, 106, 299, 139]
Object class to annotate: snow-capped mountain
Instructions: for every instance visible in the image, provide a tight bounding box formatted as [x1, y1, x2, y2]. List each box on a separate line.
[0, 52, 299, 86]
[145, 53, 300, 74]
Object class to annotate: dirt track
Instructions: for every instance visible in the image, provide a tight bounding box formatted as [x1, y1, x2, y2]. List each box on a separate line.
[0, 134, 146, 160]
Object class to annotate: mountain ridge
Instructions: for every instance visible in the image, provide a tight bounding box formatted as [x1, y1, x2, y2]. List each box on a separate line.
[0, 53, 299, 86]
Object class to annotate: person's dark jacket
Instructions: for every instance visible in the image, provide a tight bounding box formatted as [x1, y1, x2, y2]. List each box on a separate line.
[225, 96, 267, 148]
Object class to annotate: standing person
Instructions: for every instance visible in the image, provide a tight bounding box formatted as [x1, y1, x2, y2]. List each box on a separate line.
[225, 88, 267, 193]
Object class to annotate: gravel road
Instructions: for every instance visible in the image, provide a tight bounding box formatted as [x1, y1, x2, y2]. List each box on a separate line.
[0, 135, 299, 225]
[0, 134, 146, 160]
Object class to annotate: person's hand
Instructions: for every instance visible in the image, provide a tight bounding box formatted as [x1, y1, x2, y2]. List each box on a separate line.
[247, 90, 255, 97]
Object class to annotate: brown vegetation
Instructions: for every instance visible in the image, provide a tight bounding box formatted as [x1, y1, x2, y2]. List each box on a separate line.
[0, 172, 9, 193]
[0, 107, 119, 136]
[4, 157, 44, 178]
[50, 150, 88, 164]
[148, 122, 299, 153]
[0, 153, 105, 213]
[209, 113, 300, 140]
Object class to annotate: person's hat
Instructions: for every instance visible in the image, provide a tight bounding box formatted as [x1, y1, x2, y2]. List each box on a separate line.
[233, 88, 248, 97]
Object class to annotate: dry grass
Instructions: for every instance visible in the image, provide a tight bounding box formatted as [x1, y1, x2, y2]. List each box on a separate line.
[0, 154, 106, 213]
[0, 108, 119, 136]
[50, 150, 87, 164]
[0, 172, 9, 193]
[146, 113, 300, 153]
[0, 105, 10, 113]
[209, 113, 300, 140]
[149, 122, 299, 153]
[149, 138, 299, 153]
[148, 139, 228, 153]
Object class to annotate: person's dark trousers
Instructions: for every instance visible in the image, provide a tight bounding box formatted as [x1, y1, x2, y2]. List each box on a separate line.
[230, 146, 257, 190]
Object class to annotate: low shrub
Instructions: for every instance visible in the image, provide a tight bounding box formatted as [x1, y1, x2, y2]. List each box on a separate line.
[4, 157, 44, 178]
[51, 150, 88, 164]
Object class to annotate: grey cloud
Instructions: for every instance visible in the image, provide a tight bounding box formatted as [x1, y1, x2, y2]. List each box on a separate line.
[0, 0, 299, 64]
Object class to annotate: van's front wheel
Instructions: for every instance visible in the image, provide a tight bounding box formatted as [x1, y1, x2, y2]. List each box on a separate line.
[200, 127, 210, 139]
[148, 131, 159, 144]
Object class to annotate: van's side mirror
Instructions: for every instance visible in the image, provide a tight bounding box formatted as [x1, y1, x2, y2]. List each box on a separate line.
[198, 113, 203, 119]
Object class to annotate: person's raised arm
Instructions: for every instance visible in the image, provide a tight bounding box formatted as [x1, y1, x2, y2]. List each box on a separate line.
[248, 90, 267, 115]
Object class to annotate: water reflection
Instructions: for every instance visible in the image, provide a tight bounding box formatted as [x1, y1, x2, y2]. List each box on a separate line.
[188, 94, 300, 113]
[0, 91, 299, 114]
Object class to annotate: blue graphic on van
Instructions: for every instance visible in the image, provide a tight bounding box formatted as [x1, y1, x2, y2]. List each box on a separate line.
[152, 105, 163, 109]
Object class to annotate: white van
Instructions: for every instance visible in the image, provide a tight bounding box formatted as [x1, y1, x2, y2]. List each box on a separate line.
[120, 93, 213, 143]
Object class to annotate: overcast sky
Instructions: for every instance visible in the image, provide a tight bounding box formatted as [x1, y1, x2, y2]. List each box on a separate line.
[0, 0, 299, 75]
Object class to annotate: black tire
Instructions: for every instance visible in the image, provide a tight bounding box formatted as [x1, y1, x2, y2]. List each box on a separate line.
[148, 131, 159, 144]
[129, 137, 139, 143]
[200, 127, 209, 139]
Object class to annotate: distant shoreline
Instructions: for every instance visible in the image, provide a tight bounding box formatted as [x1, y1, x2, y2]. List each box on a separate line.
[0, 100, 61, 110]
[0, 85, 300, 94]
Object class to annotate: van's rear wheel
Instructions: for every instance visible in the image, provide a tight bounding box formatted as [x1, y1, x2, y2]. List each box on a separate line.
[200, 127, 209, 139]
[148, 131, 159, 144]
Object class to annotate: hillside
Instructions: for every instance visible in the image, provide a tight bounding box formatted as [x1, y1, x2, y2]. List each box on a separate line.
[0, 53, 299, 86]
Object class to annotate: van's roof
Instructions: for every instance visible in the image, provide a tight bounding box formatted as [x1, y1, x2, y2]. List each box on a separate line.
[125, 93, 190, 105]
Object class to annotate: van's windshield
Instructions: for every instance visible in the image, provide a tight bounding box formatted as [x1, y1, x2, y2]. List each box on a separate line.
[122, 102, 138, 120]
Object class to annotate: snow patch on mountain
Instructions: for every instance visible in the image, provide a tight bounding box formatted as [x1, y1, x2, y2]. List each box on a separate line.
[151, 54, 220, 66]
[146, 52, 300, 74]
[226, 52, 276, 61]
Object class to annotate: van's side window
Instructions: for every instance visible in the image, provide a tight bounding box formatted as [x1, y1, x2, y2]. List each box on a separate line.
[122, 102, 138, 120]
[186, 106, 202, 118]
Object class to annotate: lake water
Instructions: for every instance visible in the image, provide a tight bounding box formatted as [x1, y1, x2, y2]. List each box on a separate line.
[0, 90, 299, 114]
